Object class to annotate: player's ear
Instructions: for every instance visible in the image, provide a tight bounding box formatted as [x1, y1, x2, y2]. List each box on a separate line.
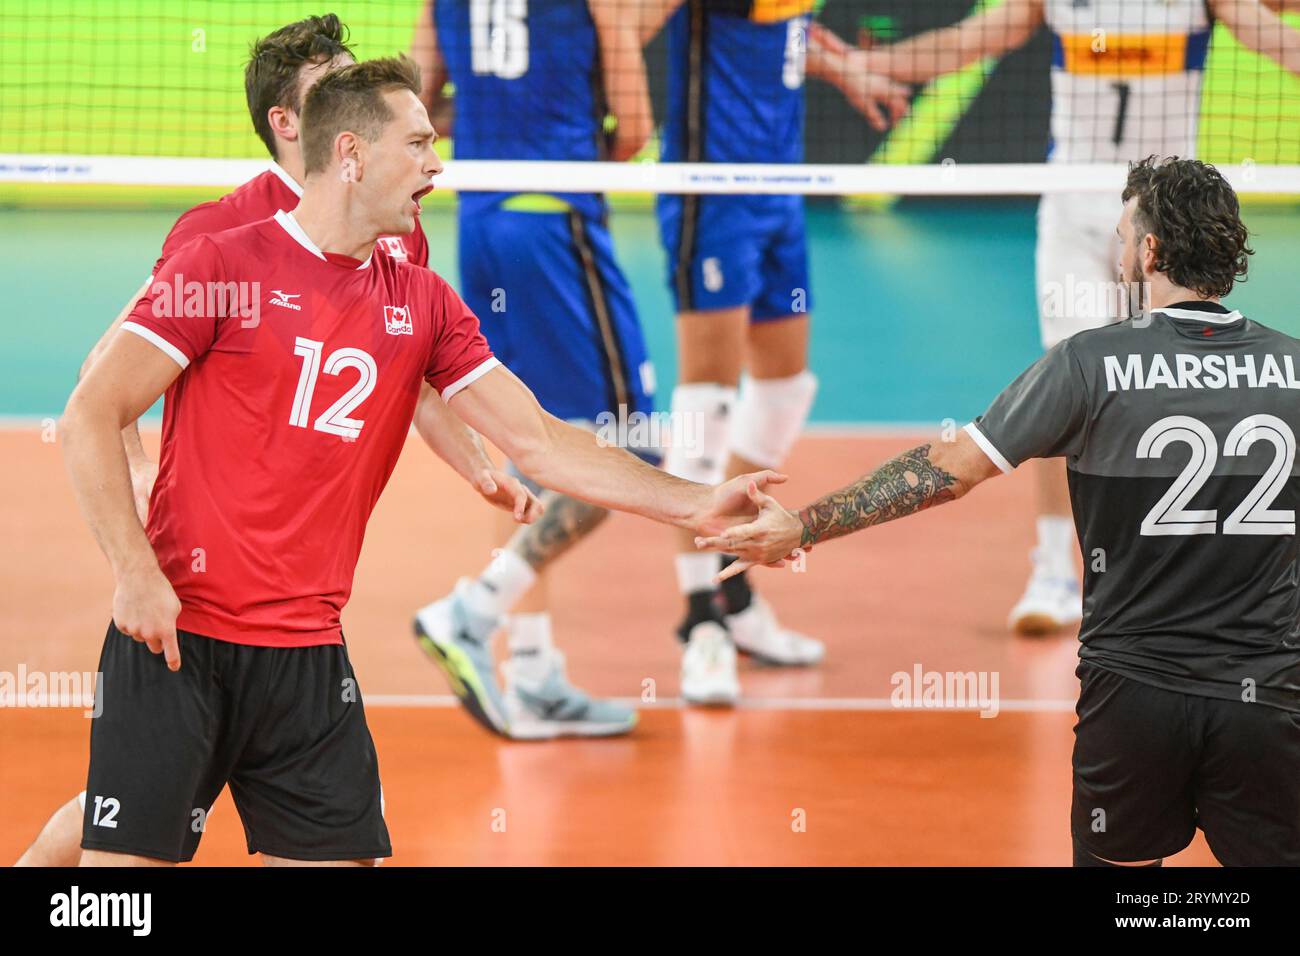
[1141, 232, 1159, 275]
[267, 105, 299, 144]
[336, 131, 362, 183]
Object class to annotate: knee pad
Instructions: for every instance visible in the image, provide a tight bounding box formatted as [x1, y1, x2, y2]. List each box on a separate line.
[663, 382, 736, 485]
[729, 370, 817, 469]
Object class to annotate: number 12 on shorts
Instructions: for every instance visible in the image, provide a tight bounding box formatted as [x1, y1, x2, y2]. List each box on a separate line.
[290, 336, 378, 440]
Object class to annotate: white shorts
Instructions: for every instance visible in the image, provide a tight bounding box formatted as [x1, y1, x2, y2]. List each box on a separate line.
[1035, 191, 1126, 350]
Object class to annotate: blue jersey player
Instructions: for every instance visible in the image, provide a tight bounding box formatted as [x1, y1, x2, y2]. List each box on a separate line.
[411, 0, 660, 738]
[641, 1, 908, 704]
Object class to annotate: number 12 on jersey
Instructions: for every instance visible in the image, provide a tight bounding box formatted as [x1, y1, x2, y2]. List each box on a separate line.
[290, 336, 378, 440]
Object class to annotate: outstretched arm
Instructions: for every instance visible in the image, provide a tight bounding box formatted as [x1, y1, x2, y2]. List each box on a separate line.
[806, 22, 911, 130]
[859, 0, 1044, 85]
[1213, 0, 1300, 74]
[446, 364, 785, 534]
[696, 430, 1001, 575]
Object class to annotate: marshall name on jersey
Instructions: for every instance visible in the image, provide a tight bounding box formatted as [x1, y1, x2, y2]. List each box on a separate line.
[1045, 0, 1213, 162]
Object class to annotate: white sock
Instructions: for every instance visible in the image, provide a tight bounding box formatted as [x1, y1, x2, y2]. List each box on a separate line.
[675, 552, 720, 595]
[465, 549, 536, 618]
[1036, 516, 1077, 577]
[508, 612, 554, 685]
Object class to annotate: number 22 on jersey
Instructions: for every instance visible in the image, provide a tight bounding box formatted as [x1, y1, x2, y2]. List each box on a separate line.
[1137, 414, 1296, 537]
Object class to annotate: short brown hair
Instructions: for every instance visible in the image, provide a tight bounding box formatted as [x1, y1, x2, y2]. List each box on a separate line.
[1122, 156, 1253, 298]
[245, 14, 354, 158]
[300, 56, 422, 174]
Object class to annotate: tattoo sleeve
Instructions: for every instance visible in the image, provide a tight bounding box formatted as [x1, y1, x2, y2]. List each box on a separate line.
[513, 491, 610, 570]
[796, 444, 959, 548]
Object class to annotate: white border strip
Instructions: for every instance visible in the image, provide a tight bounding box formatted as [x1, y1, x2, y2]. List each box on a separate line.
[6, 154, 1300, 195]
[1154, 307, 1243, 324]
[366, 693, 1077, 712]
[120, 321, 189, 369]
[963, 422, 1014, 474]
[442, 357, 501, 401]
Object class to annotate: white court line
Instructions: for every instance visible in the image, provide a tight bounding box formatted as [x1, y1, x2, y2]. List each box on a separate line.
[366, 694, 1077, 713]
[2, 417, 940, 436]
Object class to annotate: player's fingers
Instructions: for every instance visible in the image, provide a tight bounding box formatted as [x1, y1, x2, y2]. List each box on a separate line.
[161, 627, 181, 672]
[476, 469, 498, 495]
[714, 559, 755, 583]
[859, 95, 886, 131]
[746, 481, 780, 510]
[512, 483, 530, 521]
[144, 635, 163, 656]
[892, 93, 910, 122]
[749, 470, 788, 489]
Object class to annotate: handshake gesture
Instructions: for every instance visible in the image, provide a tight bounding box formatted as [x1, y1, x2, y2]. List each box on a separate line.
[693, 478, 806, 582]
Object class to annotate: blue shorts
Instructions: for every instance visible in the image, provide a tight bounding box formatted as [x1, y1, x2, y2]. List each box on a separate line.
[656, 193, 811, 321]
[459, 207, 656, 429]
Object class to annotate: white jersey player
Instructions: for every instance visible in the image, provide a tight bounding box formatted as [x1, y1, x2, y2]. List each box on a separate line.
[860, 0, 1300, 633]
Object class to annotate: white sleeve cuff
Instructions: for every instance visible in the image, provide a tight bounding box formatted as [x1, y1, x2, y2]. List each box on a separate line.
[121, 321, 190, 370]
[963, 422, 1014, 474]
[441, 357, 501, 402]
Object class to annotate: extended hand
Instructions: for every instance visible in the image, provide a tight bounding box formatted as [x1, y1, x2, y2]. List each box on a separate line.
[475, 468, 544, 524]
[691, 470, 788, 538]
[694, 480, 805, 579]
[839, 51, 911, 131]
[112, 564, 183, 670]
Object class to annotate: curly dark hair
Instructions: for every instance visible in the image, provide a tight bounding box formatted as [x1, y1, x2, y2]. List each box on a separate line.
[1122, 156, 1253, 298]
[245, 14, 354, 158]
[301, 55, 422, 174]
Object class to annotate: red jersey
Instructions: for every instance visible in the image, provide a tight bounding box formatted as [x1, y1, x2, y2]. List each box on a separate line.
[122, 210, 497, 647]
[152, 163, 428, 276]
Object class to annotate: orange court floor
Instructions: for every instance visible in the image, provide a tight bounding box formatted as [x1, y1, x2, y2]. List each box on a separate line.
[0, 427, 1217, 866]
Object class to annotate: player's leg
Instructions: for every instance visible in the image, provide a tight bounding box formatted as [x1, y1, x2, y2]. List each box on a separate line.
[14, 793, 86, 866]
[717, 200, 823, 666]
[657, 193, 760, 705]
[414, 206, 641, 736]
[229, 641, 391, 865]
[1070, 662, 1197, 866]
[668, 308, 747, 705]
[1011, 193, 1115, 634]
[80, 624, 229, 865]
[1191, 696, 1300, 865]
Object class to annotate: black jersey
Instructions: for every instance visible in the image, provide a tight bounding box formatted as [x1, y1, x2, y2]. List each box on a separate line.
[968, 301, 1300, 713]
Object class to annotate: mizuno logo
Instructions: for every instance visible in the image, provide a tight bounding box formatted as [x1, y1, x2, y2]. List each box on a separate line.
[269, 290, 302, 311]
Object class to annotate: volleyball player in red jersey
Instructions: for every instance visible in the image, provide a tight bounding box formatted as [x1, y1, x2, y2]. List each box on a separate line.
[58, 56, 781, 866]
[14, 16, 537, 867]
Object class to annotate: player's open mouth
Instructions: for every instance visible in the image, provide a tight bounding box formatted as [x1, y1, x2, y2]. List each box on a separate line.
[411, 184, 434, 214]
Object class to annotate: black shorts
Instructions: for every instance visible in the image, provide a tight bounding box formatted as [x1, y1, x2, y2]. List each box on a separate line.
[82, 622, 390, 863]
[1071, 661, 1300, 865]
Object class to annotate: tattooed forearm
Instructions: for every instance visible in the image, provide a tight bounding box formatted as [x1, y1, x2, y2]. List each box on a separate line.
[513, 491, 610, 570]
[796, 444, 960, 548]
